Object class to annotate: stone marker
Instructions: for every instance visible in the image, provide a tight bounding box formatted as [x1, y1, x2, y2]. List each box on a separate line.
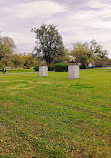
[68, 64, 79, 79]
[39, 66, 48, 77]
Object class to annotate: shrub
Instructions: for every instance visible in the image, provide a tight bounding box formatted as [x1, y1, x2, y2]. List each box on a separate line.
[80, 65, 86, 69]
[54, 63, 68, 72]
[48, 65, 55, 71]
[33, 65, 39, 71]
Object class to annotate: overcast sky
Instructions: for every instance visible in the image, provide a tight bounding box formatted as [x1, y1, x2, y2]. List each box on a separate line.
[0, 0, 111, 57]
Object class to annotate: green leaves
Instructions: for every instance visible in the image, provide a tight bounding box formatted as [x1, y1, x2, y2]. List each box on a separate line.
[32, 24, 65, 65]
[0, 34, 14, 68]
[71, 40, 109, 67]
[71, 42, 94, 65]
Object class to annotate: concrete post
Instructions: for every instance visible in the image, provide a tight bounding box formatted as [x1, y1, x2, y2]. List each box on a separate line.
[39, 66, 48, 77]
[68, 64, 79, 79]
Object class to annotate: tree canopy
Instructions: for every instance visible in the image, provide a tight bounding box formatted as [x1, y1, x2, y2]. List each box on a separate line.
[2, 36, 16, 51]
[90, 40, 108, 58]
[70, 40, 109, 67]
[0, 33, 17, 68]
[71, 42, 94, 66]
[0, 36, 12, 68]
[32, 24, 65, 65]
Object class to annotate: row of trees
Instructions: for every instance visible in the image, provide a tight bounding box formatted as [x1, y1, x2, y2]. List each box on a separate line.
[0, 33, 39, 69]
[31, 24, 111, 67]
[70, 40, 110, 67]
[0, 24, 111, 69]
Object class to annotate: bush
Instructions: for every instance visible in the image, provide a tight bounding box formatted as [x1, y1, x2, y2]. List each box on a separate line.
[80, 65, 86, 69]
[48, 65, 55, 71]
[54, 63, 68, 72]
[33, 65, 39, 71]
[33, 63, 69, 72]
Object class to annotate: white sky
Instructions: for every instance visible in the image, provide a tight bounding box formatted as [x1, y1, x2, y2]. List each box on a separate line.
[0, 0, 111, 57]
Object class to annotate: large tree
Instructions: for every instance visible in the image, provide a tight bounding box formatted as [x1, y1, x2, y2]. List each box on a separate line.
[32, 24, 65, 65]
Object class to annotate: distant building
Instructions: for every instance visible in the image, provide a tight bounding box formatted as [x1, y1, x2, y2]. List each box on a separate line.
[87, 62, 94, 68]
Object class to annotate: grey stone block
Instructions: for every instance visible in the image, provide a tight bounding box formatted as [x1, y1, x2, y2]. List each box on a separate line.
[68, 64, 79, 79]
[39, 66, 48, 77]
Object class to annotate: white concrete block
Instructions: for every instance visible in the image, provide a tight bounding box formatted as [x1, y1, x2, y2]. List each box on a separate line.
[68, 64, 79, 79]
[39, 66, 48, 77]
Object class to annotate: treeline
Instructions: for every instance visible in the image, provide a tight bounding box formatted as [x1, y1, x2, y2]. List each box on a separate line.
[70, 40, 111, 68]
[0, 24, 111, 69]
[0, 34, 38, 69]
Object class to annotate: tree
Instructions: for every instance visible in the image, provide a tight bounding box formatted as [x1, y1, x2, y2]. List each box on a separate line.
[71, 42, 94, 67]
[90, 40, 108, 58]
[23, 53, 34, 69]
[70, 40, 109, 68]
[2, 36, 16, 51]
[0, 34, 13, 68]
[31, 24, 65, 65]
[11, 53, 38, 68]
[94, 56, 109, 67]
[90, 40, 108, 67]
[12, 53, 25, 68]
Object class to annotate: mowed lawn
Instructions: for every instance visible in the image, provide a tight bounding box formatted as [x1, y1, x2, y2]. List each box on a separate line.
[0, 69, 111, 158]
[0, 68, 35, 74]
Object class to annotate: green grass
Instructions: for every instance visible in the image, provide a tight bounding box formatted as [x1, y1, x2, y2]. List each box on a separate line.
[0, 68, 35, 74]
[0, 69, 111, 157]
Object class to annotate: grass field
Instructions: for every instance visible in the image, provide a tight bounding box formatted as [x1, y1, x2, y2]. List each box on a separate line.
[0, 68, 35, 74]
[0, 69, 111, 157]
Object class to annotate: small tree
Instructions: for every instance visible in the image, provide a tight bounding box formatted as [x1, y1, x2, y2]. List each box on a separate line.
[71, 42, 94, 67]
[23, 53, 34, 69]
[31, 24, 65, 65]
[0, 33, 16, 68]
[12, 54, 25, 68]
[90, 40, 108, 58]
[90, 40, 109, 67]
[2, 36, 16, 51]
[0, 35, 13, 68]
